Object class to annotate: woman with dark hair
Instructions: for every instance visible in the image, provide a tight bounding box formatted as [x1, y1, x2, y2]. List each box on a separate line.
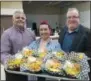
[28, 20, 61, 81]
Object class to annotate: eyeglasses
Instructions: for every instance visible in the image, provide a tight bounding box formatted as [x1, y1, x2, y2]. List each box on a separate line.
[67, 16, 79, 19]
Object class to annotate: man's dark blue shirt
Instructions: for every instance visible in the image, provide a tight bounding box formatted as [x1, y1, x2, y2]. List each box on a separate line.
[62, 28, 79, 52]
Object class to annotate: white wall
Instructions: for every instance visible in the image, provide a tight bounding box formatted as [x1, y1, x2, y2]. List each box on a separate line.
[1, 1, 23, 15]
[80, 10, 90, 28]
[59, 2, 90, 29]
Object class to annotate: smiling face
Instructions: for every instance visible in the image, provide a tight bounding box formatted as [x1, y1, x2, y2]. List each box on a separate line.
[12, 12, 26, 28]
[39, 24, 51, 40]
[66, 9, 80, 31]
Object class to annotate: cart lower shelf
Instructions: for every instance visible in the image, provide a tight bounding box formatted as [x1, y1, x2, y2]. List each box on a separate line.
[5, 69, 87, 81]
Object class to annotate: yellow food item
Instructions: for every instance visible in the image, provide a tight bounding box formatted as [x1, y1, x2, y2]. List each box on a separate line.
[65, 63, 81, 76]
[8, 58, 22, 69]
[78, 53, 84, 60]
[38, 52, 46, 58]
[28, 60, 42, 72]
[48, 68, 60, 72]
[14, 59, 21, 64]
[56, 52, 64, 57]
[23, 48, 33, 57]
[46, 59, 61, 72]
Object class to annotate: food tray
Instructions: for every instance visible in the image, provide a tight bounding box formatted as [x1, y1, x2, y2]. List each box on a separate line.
[5, 69, 84, 81]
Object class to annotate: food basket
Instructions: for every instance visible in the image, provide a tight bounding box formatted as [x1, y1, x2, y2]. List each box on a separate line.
[20, 56, 43, 73]
[42, 54, 65, 76]
[63, 52, 90, 80]
[6, 53, 23, 71]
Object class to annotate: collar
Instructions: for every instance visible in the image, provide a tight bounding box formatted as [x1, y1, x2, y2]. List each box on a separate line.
[65, 25, 80, 33]
[36, 37, 52, 45]
[13, 25, 26, 33]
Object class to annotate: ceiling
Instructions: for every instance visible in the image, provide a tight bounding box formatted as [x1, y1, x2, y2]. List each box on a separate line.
[23, 1, 84, 8]
[23, 1, 83, 10]
[23, 1, 84, 14]
[23, 1, 62, 7]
